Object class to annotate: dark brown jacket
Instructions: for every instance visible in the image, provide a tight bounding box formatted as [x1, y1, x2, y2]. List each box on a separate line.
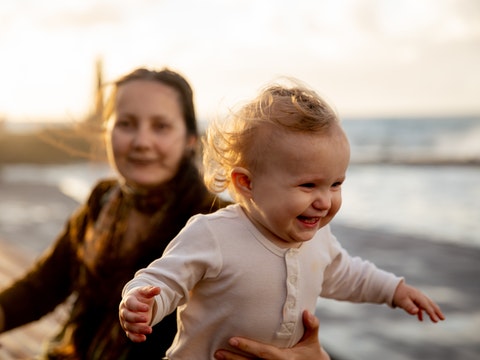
[0, 161, 226, 359]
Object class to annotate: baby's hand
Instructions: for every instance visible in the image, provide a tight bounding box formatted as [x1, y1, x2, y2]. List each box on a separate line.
[119, 285, 160, 342]
[393, 281, 445, 323]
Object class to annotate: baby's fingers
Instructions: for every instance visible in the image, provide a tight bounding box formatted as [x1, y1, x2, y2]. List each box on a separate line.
[400, 297, 421, 317]
[406, 294, 445, 323]
[420, 299, 445, 323]
[120, 309, 153, 343]
[123, 320, 153, 338]
[394, 282, 445, 323]
[125, 293, 151, 313]
[125, 329, 149, 343]
[138, 285, 161, 300]
[417, 309, 423, 322]
[119, 305, 149, 325]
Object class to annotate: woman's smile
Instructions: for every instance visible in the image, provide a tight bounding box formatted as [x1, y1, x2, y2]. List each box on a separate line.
[128, 157, 158, 165]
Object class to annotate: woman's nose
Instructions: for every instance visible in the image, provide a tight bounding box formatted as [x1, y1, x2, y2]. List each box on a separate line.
[132, 124, 151, 148]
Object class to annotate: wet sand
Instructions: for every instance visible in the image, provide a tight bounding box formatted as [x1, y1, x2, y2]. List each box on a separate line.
[319, 224, 480, 360]
[0, 182, 479, 359]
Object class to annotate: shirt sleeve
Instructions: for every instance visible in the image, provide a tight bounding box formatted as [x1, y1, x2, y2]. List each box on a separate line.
[320, 233, 403, 307]
[122, 214, 223, 325]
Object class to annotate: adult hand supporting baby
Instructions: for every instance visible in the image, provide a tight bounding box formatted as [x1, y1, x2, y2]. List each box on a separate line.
[214, 310, 330, 360]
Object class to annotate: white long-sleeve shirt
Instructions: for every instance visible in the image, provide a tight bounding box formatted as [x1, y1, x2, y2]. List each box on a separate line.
[123, 204, 402, 359]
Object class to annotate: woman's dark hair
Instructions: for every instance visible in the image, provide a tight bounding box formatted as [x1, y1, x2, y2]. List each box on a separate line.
[105, 67, 198, 137]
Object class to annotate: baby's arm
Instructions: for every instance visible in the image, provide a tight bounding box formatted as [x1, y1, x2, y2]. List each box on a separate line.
[119, 285, 160, 342]
[393, 280, 445, 322]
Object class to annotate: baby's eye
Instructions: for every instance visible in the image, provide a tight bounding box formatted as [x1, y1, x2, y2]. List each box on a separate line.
[331, 181, 343, 189]
[300, 183, 316, 188]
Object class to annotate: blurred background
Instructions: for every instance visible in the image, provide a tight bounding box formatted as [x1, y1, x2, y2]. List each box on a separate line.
[0, 0, 479, 359]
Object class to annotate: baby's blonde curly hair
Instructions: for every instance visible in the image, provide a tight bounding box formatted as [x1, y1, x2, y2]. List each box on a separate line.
[202, 79, 340, 202]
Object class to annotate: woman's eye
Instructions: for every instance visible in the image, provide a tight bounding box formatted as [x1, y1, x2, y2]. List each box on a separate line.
[152, 121, 170, 131]
[115, 118, 134, 128]
[153, 123, 167, 130]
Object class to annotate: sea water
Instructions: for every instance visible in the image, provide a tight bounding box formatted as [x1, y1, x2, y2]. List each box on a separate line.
[1, 116, 479, 247]
[335, 163, 480, 246]
[335, 116, 480, 246]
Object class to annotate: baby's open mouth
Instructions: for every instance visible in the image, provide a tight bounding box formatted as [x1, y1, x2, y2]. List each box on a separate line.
[297, 215, 319, 224]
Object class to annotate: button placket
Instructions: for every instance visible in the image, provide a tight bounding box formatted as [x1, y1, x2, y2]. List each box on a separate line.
[278, 248, 300, 338]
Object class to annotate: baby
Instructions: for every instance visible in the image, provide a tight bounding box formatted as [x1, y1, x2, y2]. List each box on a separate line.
[119, 80, 444, 359]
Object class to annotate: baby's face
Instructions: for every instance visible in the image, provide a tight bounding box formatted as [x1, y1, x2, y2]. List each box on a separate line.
[244, 128, 350, 248]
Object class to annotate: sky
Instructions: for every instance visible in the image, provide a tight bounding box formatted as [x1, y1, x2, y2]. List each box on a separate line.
[0, 0, 479, 124]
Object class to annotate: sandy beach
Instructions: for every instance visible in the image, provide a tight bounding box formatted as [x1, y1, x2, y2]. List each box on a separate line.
[0, 181, 478, 359]
[321, 225, 480, 360]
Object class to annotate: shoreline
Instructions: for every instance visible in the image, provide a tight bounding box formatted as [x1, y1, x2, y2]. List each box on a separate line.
[0, 182, 479, 359]
[2, 162, 480, 249]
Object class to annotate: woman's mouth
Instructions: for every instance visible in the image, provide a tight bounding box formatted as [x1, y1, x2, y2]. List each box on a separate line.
[129, 158, 156, 165]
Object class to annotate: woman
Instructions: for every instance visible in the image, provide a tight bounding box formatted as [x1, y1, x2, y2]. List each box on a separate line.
[0, 67, 327, 359]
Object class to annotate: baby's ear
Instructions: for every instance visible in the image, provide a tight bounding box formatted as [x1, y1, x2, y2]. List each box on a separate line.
[231, 167, 253, 198]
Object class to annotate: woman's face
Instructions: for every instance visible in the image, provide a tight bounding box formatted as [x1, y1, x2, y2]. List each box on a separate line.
[106, 79, 195, 189]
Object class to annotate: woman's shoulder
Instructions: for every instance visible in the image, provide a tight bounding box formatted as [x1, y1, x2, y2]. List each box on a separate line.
[84, 178, 119, 215]
[88, 178, 118, 196]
